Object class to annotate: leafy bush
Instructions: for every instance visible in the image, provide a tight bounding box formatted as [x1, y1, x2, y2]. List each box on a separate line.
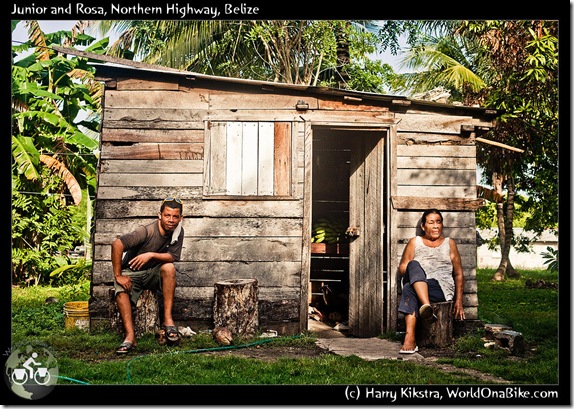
[49, 258, 92, 286]
[11, 175, 89, 285]
[541, 246, 558, 273]
[12, 22, 101, 285]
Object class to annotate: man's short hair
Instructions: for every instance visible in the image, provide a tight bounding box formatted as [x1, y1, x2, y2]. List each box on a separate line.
[160, 197, 183, 213]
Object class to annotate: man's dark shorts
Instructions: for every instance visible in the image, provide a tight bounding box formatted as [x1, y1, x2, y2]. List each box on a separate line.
[114, 265, 163, 306]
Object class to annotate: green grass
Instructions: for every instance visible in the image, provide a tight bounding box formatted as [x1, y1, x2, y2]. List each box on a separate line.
[10, 268, 559, 386]
[55, 352, 486, 385]
[436, 268, 559, 384]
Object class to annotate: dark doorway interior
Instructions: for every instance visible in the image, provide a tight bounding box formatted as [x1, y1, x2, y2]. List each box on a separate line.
[309, 130, 351, 330]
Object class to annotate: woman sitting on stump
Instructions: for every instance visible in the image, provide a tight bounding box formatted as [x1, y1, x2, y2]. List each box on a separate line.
[398, 209, 465, 354]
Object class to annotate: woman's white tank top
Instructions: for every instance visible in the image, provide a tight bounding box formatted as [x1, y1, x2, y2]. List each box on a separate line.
[413, 236, 455, 301]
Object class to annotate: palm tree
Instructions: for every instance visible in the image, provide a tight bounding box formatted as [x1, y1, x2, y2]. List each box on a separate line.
[390, 23, 488, 104]
[387, 20, 558, 280]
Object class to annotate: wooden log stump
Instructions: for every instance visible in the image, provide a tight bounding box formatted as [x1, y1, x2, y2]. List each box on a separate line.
[213, 279, 259, 338]
[109, 288, 160, 338]
[416, 301, 454, 348]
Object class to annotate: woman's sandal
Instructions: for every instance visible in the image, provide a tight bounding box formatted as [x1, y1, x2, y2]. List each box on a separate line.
[164, 325, 180, 342]
[399, 345, 419, 354]
[116, 341, 137, 355]
[419, 304, 437, 322]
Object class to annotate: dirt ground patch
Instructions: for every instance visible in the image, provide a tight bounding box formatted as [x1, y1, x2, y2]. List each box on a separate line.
[205, 340, 512, 384]
[418, 357, 513, 384]
[200, 343, 328, 361]
[208, 341, 457, 361]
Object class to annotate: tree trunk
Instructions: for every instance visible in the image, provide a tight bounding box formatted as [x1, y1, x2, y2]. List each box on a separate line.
[109, 288, 160, 337]
[416, 302, 454, 348]
[492, 173, 506, 281]
[213, 279, 259, 338]
[494, 175, 520, 280]
[502, 177, 520, 278]
[335, 24, 350, 89]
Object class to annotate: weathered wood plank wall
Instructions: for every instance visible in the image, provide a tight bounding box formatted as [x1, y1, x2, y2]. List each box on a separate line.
[91, 77, 310, 333]
[387, 111, 481, 329]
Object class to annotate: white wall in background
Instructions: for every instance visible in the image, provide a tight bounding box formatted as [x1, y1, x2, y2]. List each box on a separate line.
[476, 228, 558, 270]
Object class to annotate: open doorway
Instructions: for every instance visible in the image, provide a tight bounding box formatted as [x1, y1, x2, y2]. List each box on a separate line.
[309, 130, 351, 331]
[308, 127, 388, 338]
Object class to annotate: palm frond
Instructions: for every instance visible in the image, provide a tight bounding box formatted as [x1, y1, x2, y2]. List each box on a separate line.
[25, 20, 50, 61]
[67, 68, 94, 82]
[12, 135, 40, 180]
[399, 41, 486, 96]
[154, 20, 229, 69]
[39, 154, 82, 205]
[62, 21, 93, 47]
[442, 64, 486, 92]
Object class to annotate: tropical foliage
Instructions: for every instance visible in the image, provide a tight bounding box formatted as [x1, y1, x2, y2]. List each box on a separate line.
[11, 20, 104, 284]
[376, 20, 558, 279]
[95, 20, 396, 92]
[541, 247, 558, 274]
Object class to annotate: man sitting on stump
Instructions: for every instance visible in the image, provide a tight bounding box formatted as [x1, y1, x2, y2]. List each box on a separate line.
[112, 197, 184, 354]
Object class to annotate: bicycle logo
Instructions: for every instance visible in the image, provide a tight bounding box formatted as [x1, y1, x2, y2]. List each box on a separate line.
[11, 352, 51, 386]
[4, 345, 58, 400]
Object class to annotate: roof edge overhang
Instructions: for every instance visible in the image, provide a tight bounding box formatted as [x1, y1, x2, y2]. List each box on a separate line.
[53, 45, 501, 119]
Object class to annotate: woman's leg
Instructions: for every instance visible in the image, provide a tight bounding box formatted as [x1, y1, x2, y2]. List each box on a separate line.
[398, 260, 445, 352]
[405, 260, 431, 307]
[398, 262, 425, 351]
[402, 312, 418, 352]
[399, 261, 431, 317]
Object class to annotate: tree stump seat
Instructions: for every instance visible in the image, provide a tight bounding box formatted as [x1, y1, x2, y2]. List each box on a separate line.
[213, 279, 259, 338]
[108, 288, 160, 337]
[416, 301, 454, 348]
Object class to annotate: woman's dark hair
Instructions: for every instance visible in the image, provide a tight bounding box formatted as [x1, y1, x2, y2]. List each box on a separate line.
[416, 209, 443, 235]
[421, 209, 443, 226]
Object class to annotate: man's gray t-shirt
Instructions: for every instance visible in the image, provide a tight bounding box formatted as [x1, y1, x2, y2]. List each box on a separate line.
[119, 220, 184, 271]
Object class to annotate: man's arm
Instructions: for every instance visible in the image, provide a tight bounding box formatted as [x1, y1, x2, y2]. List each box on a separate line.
[112, 238, 132, 292]
[127, 252, 174, 271]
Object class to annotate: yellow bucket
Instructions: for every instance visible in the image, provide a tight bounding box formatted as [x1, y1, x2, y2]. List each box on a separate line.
[63, 301, 90, 331]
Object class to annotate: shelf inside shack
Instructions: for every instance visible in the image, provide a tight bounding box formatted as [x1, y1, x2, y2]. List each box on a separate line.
[310, 242, 349, 256]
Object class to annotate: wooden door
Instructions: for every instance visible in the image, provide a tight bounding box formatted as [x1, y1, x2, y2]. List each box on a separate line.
[348, 132, 385, 337]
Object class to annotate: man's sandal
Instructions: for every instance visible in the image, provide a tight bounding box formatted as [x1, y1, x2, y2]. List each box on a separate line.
[164, 326, 180, 342]
[116, 341, 136, 355]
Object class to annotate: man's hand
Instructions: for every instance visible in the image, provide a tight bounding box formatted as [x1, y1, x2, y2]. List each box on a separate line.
[115, 275, 132, 293]
[128, 253, 153, 271]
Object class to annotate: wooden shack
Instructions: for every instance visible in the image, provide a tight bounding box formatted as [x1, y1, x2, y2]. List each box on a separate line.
[79, 51, 498, 338]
